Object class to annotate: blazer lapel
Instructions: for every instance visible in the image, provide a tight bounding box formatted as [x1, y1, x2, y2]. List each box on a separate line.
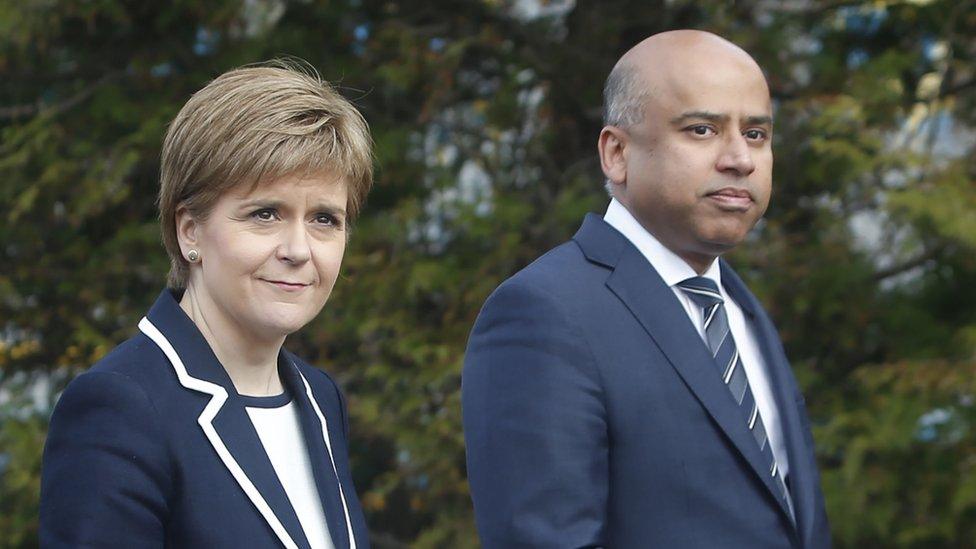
[139, 290, 310, 549]
[574, 216, 795, 527]
[722, 264, 818, 544]
[211, 396, 312, 549]
[280, 359, 353, 549]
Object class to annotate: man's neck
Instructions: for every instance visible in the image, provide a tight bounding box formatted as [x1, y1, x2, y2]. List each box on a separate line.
[604, 198, 720, 283]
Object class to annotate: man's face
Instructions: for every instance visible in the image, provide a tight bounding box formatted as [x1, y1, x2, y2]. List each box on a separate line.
[615, 55, 773, 270]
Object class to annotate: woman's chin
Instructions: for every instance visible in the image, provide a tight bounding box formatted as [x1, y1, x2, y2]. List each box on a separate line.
[245, 314, 313, 341]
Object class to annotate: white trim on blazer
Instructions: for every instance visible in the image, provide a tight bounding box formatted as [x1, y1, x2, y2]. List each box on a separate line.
[297, 372, 357, 549]
[139, 317, 305, 547]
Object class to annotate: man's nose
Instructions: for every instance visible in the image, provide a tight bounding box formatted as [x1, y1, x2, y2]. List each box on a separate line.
[715, 134, 756, 176]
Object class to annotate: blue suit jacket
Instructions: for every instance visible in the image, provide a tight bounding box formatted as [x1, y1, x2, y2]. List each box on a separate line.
[463, 214, 831, 548]
[40, 290, 369, 549]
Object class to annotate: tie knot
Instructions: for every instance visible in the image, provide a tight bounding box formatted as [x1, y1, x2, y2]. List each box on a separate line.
[676, 276, 724, 308]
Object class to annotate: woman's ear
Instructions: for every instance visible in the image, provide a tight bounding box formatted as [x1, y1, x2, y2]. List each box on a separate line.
[175, 205, 200, 260]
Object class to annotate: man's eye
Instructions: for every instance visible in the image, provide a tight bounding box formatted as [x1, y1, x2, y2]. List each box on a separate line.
[744, 129, 767, 141]
[688, 125, 715, 136]
[251, 208, 277, 221]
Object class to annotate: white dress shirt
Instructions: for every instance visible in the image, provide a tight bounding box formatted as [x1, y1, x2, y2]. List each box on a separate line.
[604, 199, 790, 480]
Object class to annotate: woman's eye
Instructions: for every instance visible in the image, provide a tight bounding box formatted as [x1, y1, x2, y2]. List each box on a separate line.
[251, 208, 277, 221]
[314, 213, 340, 227]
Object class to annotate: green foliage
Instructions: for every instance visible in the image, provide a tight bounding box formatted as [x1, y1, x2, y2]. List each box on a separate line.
[0, 377, 48, 549]
[2, 0, 975, 546]
[817, 359, 976, 546]
[0, 415, 45, 549]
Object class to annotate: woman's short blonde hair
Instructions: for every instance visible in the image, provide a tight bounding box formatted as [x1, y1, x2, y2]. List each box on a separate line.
[158, 61, 374, 288]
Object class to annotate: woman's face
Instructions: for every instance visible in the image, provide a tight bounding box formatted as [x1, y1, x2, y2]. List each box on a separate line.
[179, 173, 348, 343]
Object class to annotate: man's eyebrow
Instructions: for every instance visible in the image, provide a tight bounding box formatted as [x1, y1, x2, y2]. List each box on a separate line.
[744, 115, 773, 126]
[669, 111, 773, 126]
[670, 111, 728, 125]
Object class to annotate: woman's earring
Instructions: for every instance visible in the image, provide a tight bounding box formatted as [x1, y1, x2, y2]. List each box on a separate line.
[187, 249, 199, 262]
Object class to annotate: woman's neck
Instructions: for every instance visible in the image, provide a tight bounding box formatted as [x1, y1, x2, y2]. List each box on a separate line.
[178, 286, 285, 396]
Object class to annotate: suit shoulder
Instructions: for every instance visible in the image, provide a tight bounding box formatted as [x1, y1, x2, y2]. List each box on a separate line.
[473, 242, 600, 342]
[515, 240, 586, 280]
[495, 240, 592, 297]
[486, 236, 613, 316]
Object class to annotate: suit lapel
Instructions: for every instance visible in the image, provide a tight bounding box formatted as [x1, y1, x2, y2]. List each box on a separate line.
[140, 290, 310, 549]
[574, 216, 795, 527]
[722, 265, 817, 545]
[280, 358, 353, 549]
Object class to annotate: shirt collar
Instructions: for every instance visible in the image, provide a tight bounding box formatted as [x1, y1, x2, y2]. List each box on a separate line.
[603, 198, 722, 289]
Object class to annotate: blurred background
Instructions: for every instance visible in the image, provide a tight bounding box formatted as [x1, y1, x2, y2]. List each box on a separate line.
[2, 0, 975, 547]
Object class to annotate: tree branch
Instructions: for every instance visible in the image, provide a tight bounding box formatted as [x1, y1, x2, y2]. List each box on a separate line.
[0, 71, 122, 121]
[943, 76, 976, 97]
[872, 245, 944, 282]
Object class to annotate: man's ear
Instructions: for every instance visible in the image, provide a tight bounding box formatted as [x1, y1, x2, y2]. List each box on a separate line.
[175, 205, 200, 259]
[598, 126, 629, 187]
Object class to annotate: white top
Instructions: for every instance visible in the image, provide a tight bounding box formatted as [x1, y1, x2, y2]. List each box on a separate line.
[246, 395, 335, 549]
[604, 199, 790, 480]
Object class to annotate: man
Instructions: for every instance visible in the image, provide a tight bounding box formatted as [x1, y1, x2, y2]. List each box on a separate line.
[462, 30, 831, 548]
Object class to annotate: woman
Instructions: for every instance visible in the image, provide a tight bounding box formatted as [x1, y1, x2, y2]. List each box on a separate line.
[40, 63, 373, 549]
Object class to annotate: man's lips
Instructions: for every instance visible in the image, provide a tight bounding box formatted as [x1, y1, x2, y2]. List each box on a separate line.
[705, 187, 754, 209]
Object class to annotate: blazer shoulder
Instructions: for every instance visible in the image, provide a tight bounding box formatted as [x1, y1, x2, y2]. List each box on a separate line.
[81, 333, 173, 394]
[50, 333, 174, 453]
[90, 332, 166, 371]
[286, 353, 347, 411]
[285, 352, 351, 437]
[287, 352, 342, 392]
[42, 351, 173, 546]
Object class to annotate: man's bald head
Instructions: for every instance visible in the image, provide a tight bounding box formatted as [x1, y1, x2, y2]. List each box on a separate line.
[603, 30, 768, 128]
[597, 30, 774, 272]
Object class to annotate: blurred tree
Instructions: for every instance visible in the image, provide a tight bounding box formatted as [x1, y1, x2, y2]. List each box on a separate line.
[1, 0, 974, 547]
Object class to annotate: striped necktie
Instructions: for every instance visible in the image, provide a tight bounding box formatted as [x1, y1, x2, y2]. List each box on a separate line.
[676, 276, 795, 522]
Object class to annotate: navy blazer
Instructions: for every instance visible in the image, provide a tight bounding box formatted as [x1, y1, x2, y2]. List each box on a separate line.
[463, 214, 831, 548]
[40, 290, 369, 549]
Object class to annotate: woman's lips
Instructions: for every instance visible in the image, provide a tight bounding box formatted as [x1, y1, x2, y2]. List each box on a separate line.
[262, 279, 310, 292]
